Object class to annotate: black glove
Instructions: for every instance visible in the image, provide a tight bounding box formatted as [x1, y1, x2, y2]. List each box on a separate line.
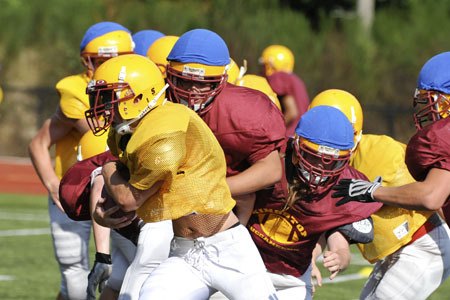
[87, 252, 112, 300]
[332, 176, 382, 207]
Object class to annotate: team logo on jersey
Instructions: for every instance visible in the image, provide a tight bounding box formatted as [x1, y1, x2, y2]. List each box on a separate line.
[250, 208, 307, 250]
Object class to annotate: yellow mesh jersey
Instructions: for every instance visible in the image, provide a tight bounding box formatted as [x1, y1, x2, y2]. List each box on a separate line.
[109, 102, 235, 222]
[54, 73, 90, 178]
[351, 134, 433, 263]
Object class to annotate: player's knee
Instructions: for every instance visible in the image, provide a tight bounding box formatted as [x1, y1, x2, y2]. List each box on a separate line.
[63, 267, 89, 300]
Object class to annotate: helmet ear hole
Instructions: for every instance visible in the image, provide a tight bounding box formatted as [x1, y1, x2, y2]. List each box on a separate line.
[134, 94, 143, 104]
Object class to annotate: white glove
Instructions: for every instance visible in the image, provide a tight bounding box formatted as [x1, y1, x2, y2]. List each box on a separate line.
[87, 252, 112, 300]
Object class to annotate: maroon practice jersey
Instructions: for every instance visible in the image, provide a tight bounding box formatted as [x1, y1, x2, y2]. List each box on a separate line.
[266, 72, 310, 138]
[201, 83, 288, 201]
[406, 117, 450, 221]
[248, 166, 383, 277]
[59, 151, 117, 221]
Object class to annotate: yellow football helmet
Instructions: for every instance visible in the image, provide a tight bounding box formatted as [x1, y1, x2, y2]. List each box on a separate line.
[77, 130, 109, 161]
[236, 74, 281, 110]
[227, 59, 247, 84]
[227, 59, 240, 84]
[259, 45, 294, 76]
[147, 35, 179, 77]
[85, 54, 168, 136]
[309, 89, 363, 149]
[0, 85, 3, 104]
[80, 22, 134, 77]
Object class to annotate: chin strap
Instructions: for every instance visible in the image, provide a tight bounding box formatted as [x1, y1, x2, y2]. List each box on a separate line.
[115, 83, 169, 135]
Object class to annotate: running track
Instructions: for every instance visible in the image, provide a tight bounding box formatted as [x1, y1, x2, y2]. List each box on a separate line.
[0, 156, 47, 195]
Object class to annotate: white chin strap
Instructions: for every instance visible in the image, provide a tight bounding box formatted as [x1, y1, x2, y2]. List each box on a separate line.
[115, 83, 169, 135]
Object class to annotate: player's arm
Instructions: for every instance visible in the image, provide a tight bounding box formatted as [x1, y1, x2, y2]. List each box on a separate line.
[374, 168, 450, 211]
[101, 161, 162, 212]
[226, 150, 282, 196]
[311, 235, 326, 289]
[28, 109, 77, 209]
[90, 174, 110, 254]
[232, 193, 256, 226]
[280, 94, 298, 125]
[323, 231, 351, 280]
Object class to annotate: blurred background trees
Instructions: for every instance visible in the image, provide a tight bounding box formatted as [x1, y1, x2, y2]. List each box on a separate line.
[0, 0, 449, 156]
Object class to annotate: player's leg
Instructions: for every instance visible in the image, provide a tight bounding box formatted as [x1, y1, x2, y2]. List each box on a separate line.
[118, 220, 173, 300]
[49, 197, 91, 300]
[268, 266, 310, 300]
[139, 255, 213, 299]
[360, 218, 450, 300]
[195, 225, 277, 299]
[104, 230, 136, 296]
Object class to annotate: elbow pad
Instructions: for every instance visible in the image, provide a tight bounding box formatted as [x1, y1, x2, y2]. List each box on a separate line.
[327, 217, 374, 244]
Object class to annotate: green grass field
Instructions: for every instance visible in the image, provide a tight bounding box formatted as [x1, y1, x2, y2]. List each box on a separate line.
[0, 193, 449, 300]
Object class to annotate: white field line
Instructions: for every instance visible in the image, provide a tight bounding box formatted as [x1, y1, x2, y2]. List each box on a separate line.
[319, 272, 367, 284]
[0, 211, 49, 236]
[316, 253, 371, 266]
[0, 210, 50, 281]
[0, 211, 49, 222]
[0, 228, 50, 236]
[0, 275, 14, 281]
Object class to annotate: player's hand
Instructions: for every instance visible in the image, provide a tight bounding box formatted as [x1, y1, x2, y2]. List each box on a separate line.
[311, 259, 322, 295]
[322, 250, 341, 280]
[93, 198, 134, 229]
[332, 176, 382, 206]
[49, 179, 65, 213]
[87, 252, 112, 300]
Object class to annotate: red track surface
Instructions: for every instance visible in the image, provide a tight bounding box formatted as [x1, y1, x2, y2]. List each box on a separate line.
[0, 157, 47, 195]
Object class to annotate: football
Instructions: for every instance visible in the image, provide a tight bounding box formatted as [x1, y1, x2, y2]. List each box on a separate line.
[101, 187, 136, 220]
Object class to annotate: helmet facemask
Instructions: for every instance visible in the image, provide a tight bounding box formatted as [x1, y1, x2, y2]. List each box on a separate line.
[292, 137, 350, 195]
[413, 89, 450, 130]
[85, 80, 134, 136]
[167, 63, 228, 114]
[81, 54, 118, 77]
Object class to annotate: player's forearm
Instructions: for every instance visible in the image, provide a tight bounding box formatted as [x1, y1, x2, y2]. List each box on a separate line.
[226, 151, 282, 196]
[92, 221, 110, 254]
[102, 162, 139, 211]
[102, 162, 161, 212]
[28, 137, 59, 193]
[334, 248, 351, 271]
[374, 183, 440, 211]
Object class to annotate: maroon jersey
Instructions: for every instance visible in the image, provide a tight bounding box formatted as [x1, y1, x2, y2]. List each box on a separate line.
[201, 83, 288, 201]
[248, 166, 383, 277]
[59, 151, 117, 221]
[405, 117, 450, 221]
[266, 72, 310, 138]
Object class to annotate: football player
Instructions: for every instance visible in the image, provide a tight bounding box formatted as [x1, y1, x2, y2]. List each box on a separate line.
[85, 54, 277, 299]
[132, 29, 164, 57]
[147, 35, 179, 77]
[166, 28, 287, 226]
[226, 58, 247, 84]
[324, 87, 450, 299]
[259, 44, 310, 138]
[236, 73, 282, 111]
[247, 105, 382, 299]
[68, 130, 138, 300]
[28, 21, 133, 300]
